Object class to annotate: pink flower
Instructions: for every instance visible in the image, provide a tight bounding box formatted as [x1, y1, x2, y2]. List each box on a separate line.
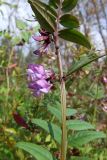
[33, 28, 51, 55]
[27, 64, 46, 81]
[33, 35, 49, 41]
[27, 64, 54, 96]
[29, 80, 52, 96]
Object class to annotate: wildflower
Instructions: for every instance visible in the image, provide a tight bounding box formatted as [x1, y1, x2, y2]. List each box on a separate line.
[33, 28, 51, 55]
[28, 80, 52, 96]
[27, 64, 54, 96]
[27, 64, 46, 81]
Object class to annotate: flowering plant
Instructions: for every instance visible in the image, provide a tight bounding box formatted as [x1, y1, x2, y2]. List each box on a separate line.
[33, 29, 51, 55]
[27, 64, 54, 96]
[15, 0, 106, 160]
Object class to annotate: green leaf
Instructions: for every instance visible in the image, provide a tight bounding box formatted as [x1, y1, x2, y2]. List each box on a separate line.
[21, 32, 30, 42]
[12, 36, 21, 46]
[0, 31, 3, 36]
[35, 0, 57, 18]
[70, 157, 90, 160]
[47, 106, 61, 122]
[68, 131, 106, 147]
[16, 142, 53, 160]
[60, 14, 79, 28]
[66, 108, 77, 117]
[65, 78, 74, 90]
[53, 158, 58, 160]
[49, 0, 60, 8]
[16, 19, 27, 30]
[67, 120, 94, 131]
[62, 0, 78, 12]
[86, 84, 105, 100]
[59, 29, 91, 49]
[66, 53, 106, 76]
[47, 106, 77, 122]
[28, 0, 56, 32]
[32, 119, 61, 144]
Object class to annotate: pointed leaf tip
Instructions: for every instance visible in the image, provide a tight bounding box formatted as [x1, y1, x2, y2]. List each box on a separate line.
[59, 29, 91, 49]
[28, 0, 56, 33]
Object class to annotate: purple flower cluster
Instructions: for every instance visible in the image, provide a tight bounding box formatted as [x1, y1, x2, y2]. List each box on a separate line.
[33, 28, 51, 55]
[27, 28, 55, 96]
[27, 64, 54, 96]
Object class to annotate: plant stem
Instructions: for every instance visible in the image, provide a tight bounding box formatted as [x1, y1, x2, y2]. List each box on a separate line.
[54, 1, 67, 160]
[5, 48, 14, 123]
[60, 80, 67, 160]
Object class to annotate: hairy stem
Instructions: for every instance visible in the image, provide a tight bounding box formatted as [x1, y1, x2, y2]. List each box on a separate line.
[54, 1, 67, 160]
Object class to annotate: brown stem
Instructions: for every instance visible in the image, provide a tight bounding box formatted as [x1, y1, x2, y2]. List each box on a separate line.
[54, 1, 67, 160]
